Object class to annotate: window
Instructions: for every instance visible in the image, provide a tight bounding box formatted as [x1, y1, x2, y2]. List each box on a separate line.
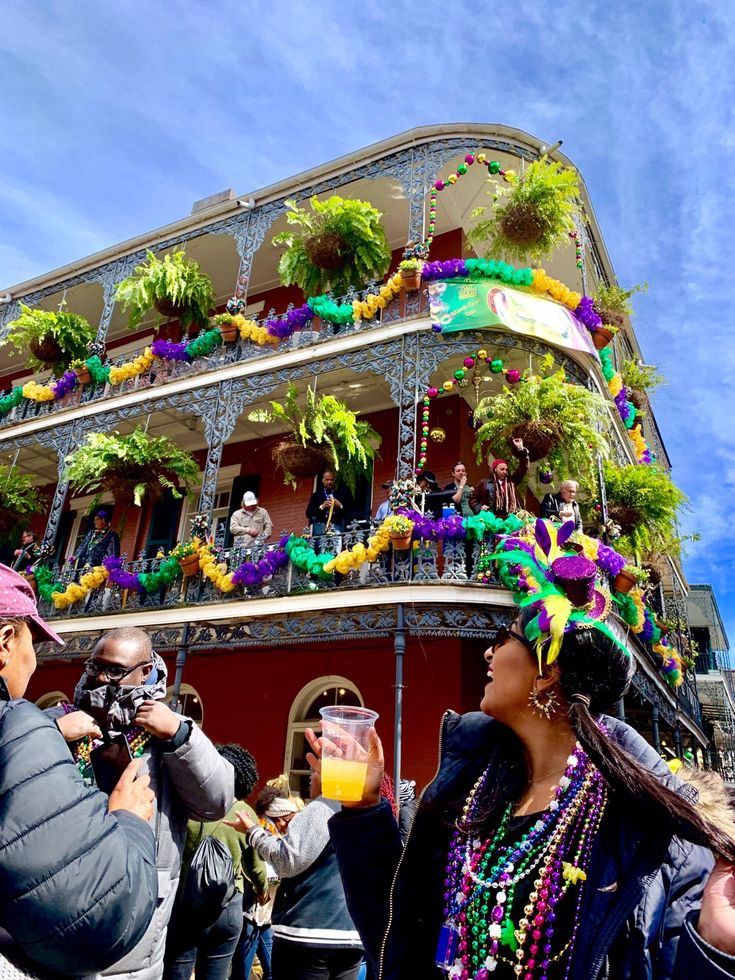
[166, 683, 204, 725]
[177, 464, 240, 546]
[285, 676, 363, 799]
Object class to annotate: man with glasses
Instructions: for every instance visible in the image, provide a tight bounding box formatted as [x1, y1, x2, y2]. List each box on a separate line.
[52, 626, 234, 980]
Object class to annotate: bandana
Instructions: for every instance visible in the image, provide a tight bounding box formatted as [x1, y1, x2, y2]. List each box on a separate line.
[74, 651, 168, 734]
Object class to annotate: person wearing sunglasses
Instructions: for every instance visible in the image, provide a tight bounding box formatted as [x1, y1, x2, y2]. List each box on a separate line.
[51, 625, 235, 980]
[0, 563, 158, 977]
[319, 520, 735, 978]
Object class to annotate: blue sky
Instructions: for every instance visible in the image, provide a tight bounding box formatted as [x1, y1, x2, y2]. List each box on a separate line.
[1, 0, 733, 649]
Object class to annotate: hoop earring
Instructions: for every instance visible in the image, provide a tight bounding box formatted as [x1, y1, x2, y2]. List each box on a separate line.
[529, 687, 559, 720]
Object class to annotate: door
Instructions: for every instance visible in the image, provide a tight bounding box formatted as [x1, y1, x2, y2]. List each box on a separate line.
[224, 475, 261, 548]
[145, 494, 183, 559]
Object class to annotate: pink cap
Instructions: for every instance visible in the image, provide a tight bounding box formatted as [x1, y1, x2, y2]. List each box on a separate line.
[0, 563, 64, 646]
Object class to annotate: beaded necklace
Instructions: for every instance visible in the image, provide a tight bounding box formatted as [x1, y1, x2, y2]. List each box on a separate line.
[62, 705, 152, 777]
[437, 745, 607, 979]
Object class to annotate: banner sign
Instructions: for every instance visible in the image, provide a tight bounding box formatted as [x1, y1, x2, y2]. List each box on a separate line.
[428, 280, 596, 355]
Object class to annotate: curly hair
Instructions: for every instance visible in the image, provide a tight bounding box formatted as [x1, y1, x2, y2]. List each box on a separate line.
[254, 784, 288, 818]
[216, 743, 258, 800]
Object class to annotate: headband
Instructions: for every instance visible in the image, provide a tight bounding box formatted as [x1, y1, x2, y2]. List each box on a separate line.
[263, 797, 299, 819]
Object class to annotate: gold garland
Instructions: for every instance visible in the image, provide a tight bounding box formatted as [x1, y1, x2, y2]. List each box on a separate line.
[52, 566, 109, 609]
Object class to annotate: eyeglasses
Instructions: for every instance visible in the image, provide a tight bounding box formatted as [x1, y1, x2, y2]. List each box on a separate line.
[492, 625, 536, 654]
[83, 659, 152, 682]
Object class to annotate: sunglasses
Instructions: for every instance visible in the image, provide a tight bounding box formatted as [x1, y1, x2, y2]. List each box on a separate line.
[492, 624, 536, 654]
[83, 659, 152, 682]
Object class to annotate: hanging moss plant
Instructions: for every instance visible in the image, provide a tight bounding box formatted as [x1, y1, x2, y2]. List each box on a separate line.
[468, 157, 582, 262]
[273, 195, 392, 296]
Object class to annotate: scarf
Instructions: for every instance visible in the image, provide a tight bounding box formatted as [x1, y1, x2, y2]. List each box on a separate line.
[74, 652, 168, 734]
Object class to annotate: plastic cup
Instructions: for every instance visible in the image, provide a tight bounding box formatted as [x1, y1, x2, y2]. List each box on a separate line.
[318, 705, 379, 802]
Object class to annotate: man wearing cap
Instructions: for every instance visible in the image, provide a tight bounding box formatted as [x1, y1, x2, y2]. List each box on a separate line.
[374, 481, 394, 522]
[0, 564, 158, 976]
[230, 491, 273, 550]
[469, 436, 530, 518]
[74, 509, 121, 568]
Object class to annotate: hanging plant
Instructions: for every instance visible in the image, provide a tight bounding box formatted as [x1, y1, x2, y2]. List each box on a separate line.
[602, 461, 687, 559]
[248, 382, 380, 493]
[592, 281, 647, 331]
[63, 428, 200, 509]
[620, 357, 666, 410]
[473, 357, 609, 482]
[0, 305, 96, 375]
[114, 250, 216, 331]
[0, 464, 45, 540]
[467, 157, 582, 262]
[273, 195, 392, 297]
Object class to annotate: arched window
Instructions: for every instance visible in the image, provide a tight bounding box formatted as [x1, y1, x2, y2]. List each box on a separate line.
[165, 683, 204, 726]
[35, 691, 70, 710]
[285, 676, 363, 799]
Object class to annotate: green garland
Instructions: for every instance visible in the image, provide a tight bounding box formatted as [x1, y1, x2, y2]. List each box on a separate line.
[137, 555, 181, 592]
[0, 387, 24, 415]
[463, 258, 534, 286]
[35, 565, 63, 603]
[285, 536, 335, 580]
[186, 328, 222, 359]
[307, 294, 355, 326]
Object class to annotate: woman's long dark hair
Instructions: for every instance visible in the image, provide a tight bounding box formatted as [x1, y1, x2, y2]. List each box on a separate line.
[471, 607, 735, 862]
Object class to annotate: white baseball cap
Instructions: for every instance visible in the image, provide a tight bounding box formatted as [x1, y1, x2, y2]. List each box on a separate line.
[242, 491, 258, 506]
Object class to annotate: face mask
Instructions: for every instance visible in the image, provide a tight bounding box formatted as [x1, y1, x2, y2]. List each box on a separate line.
[76, 682, 157, 732]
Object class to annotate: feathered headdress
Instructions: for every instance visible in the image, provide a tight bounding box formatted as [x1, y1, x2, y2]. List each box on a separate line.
[491, 518, 623, 668]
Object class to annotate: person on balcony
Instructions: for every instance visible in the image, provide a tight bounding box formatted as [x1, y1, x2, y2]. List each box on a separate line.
[443, 462, 474, 518]
[316, 523, 735, 978]
[540, 479, 583, 531]
[73, 508, 120, 568]
[0, 565, 158, 977]
[50, 625, 234, 980]
[11, 528, 40, 572]
[306, 470, 349, 543]
[469, 437, 530, 518]
[416, 470, 445, 518]
[374, 481, 394, 522]
[230, 491, 273, 550]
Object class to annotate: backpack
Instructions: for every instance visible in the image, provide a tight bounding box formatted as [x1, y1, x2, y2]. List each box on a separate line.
[174, 832, 235, 927]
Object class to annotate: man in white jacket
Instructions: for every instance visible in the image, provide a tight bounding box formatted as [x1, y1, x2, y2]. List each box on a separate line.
[230, 492, 273, 549]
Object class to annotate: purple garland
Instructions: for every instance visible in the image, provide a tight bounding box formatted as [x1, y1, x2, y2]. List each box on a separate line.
[421, 258, 468, 281]
[614, 387, 635, 426]
[231, 535, 290, 586]
[265, 304, 314, 339]
[396, 508, 466, 540]
[151, 339, 190, 361]
[103, 556, 142, 590]
[574, 295, 602, 332]
[52, 371, 79, 399]
[595, 542, 626, 578]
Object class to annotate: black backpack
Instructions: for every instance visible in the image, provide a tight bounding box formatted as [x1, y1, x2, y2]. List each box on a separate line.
[175, 832, 235, 927]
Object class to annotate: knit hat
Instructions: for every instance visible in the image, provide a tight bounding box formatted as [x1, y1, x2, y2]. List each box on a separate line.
[263, 796, 299, 819]
[0, 563, 64, 646]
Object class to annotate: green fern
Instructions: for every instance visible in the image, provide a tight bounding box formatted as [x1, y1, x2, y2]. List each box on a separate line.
[0, 464, 45, 540]
[603, 461, 687, 557]
[468, 157, 581, 263]
[0, 304, 96, 375]
[593, 282, 647, 316]
[114, 251, 216, 330]
[63, 428, 200, 508]
[473, 359, 609, 483]
[248, 382, 381, 494]
[620, 358, 666, 394]
[273, 195, 392, 296]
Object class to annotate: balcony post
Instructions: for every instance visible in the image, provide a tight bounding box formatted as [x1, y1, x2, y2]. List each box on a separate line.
[95, 253, 146, 345]
[386, 332, 421, 478]
[37, 422, 85, 552]
[393, 603, 406, 792]
[651, 703, 661, 754]
[214, 203, 281, 303]
[673, 724, 682, 760]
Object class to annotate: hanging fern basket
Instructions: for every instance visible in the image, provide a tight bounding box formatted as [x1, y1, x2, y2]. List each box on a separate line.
[607, 504, 642, 534]
[29, 335, 63, 366]
[304, 232, 347, 271]
[597, 308, 626, 330]
[510, 421, 562, 462]
[499, 202, 545, 249]
[273, 441, 334, 479]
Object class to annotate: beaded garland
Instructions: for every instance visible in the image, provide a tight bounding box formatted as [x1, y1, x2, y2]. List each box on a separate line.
[439, 744, 607, 978]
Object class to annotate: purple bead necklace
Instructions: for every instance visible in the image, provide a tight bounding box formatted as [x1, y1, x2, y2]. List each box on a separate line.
[437, 745, 607, 979]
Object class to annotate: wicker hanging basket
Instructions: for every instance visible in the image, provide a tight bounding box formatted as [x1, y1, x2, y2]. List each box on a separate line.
[607, 504, 642, 534]
[597, 309, 626, 330]
[304, 232, 347, 271]
[29, 334, 63, 366]
[153, 297, 189, 319]
[628, 389, 646, 411]
[273, 441, 334, 479]
[510, 421, 562, 462]
[499, 202, 545, 248]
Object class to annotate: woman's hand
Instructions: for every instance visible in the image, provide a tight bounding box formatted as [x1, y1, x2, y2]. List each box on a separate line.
[305, 725, 385, 808]
[55, 710, 102, 742]
[698, 857, 735, 954]
[224, 809, 257, 833]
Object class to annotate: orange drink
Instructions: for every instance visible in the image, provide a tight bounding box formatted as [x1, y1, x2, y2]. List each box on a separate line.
[321, 758, 369, 803]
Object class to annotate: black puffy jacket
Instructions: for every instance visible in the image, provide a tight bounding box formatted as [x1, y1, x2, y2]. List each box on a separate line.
[330, 711, 735, 979]
[0, 685, 157, 976]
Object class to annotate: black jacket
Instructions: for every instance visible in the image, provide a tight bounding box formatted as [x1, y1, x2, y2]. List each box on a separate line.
[330, 711, 732, 979]
[540, 492, 583, 531]
[75, 526, 120, 567]
[0, 682, 157, 975]
[306, 486, 350, 530]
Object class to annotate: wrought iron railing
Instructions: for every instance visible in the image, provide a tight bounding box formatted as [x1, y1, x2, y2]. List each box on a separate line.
[0, 285, 423, 429]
